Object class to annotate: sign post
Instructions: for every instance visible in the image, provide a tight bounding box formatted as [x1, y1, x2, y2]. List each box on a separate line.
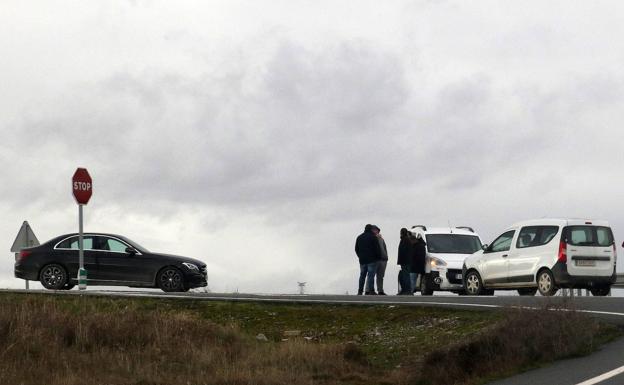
[72, 168, 92, 290]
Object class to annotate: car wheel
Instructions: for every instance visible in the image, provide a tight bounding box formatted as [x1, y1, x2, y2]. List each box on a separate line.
[420, 275, 434, 296]
[517, 288, 537, 296]
[590, 286, 611, 296]
[39, 264, 68, 290]
[464, 271, 484, 296]
[537, 269, 558, 296]
[157, 267, 185, 292]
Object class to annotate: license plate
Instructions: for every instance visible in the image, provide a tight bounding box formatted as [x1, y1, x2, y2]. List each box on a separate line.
[456, 274, 463, 280]
[576, 260, 596, 267]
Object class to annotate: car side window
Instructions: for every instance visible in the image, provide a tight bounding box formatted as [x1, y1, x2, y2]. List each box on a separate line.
[488, 230, 515, 253]
[516, 226, 559, 248]
[58, 236, 94, 250]
[107, 239, 129, 253]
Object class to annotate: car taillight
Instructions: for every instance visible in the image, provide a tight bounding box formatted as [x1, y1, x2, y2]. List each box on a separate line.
[18, 250, 32, 261]
[558, 241, 567, 263]
[614, 243, 618, 264]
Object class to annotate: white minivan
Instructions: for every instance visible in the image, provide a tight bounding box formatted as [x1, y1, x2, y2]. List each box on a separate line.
[409, 225, 483, 295]
[463, 219, 617, 296]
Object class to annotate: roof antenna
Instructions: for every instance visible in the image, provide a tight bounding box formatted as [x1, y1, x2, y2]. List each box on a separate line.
[448, 219, 453, 233]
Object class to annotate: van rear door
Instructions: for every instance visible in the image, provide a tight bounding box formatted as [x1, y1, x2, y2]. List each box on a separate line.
[564, 224, 614, 277]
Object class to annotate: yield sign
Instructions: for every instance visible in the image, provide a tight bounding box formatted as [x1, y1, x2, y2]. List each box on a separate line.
[10, 221, 40, 252]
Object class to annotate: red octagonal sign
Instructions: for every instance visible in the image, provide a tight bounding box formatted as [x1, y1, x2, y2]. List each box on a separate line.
[72, 168, 93, 205]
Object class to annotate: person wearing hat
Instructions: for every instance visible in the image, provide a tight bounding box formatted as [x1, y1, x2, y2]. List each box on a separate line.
[355, 224, 382, 295]
[371, 225, 388, 295]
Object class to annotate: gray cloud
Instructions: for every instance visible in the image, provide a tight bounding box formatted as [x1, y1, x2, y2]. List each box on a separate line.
[2, 1, 624, 294]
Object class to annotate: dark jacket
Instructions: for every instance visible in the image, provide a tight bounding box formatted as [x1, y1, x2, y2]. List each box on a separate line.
[410, 237, 427, 274]
[355, 230, 381, 264]
[397, 237, 411, 266]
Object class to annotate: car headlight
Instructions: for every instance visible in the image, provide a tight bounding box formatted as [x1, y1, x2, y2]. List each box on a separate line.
[182, 262, 199, 271]
[430, 257, 447, 269]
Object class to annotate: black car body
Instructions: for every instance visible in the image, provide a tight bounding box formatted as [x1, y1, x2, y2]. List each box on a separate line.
[14, 233, 207, 292]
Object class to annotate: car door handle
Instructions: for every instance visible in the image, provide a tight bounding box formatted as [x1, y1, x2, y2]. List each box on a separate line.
[502, 254, 508, 258]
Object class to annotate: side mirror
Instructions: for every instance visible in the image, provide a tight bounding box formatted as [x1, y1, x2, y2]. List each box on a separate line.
[621, 241, 624, 249]
[126, 247, 137, 255]
[482, 244, 489, 251]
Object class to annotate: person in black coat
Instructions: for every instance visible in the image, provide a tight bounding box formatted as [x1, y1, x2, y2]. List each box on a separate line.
[355, 224, 381, 295]
[410, 233, 427, 293]
[397, 228, 412, 295]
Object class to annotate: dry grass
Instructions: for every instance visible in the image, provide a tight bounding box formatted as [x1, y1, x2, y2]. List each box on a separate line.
[0, 294, 618, 385]
[0, 296, 376, 385]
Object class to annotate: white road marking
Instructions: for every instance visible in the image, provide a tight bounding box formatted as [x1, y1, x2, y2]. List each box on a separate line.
[575, 365, 624, 385]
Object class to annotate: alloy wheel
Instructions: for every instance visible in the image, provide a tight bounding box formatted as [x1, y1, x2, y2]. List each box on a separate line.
[465, 273, 481, 295]
[159, 268, 183, 292]
[41, 265, 66, 290]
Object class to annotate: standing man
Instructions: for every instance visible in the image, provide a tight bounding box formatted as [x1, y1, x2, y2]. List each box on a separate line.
[397, 228, 412, 295]
[411, 233, 427, 293]
[355, 224, 381, 295]
[372, 225, 388, 295]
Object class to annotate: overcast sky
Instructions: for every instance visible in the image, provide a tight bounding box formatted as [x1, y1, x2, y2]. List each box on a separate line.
[1, 1, 624, 294]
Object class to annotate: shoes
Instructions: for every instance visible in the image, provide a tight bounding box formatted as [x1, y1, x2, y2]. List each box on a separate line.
[378, 292, 387, 295]
[364, 291, 377, 295]
[357, 291, 363, 295]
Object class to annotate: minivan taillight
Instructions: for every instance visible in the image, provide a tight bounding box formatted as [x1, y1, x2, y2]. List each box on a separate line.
[18, 250, 31, 261]
[614, 243, 618, 265]
[558, 241, 567, 263]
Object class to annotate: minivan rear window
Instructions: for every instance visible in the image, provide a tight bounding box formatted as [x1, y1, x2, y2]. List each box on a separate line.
[565, 226, 614, 247]
[426, 234, 482, 254]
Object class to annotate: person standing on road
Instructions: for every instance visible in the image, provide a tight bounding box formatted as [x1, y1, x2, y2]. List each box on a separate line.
[355, 224, 381, 295]
[410, 233, 427, 293]
[397, 228, 412, 295]
[372, 225, 388, 295]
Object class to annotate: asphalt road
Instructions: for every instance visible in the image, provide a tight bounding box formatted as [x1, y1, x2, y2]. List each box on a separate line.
[4, 289, 624, 384]
[4, 288, 624, 323]
[488, 337, 624, 385]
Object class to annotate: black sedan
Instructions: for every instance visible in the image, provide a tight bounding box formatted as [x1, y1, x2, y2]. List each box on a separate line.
[14, 233, 207, 292]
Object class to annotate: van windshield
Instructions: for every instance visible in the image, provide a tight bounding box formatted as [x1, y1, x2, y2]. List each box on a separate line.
[425, 234, 482, 254]
[565, 226, 614, 247]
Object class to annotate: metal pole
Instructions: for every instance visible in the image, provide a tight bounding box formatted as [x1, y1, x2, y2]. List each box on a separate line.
[78, 204, 86, 290]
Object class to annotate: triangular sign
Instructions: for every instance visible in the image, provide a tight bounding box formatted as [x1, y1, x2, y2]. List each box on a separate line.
[10, 221, 40, 252]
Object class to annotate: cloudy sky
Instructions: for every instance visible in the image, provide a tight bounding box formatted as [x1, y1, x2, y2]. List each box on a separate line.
[1, 1, 624, 294]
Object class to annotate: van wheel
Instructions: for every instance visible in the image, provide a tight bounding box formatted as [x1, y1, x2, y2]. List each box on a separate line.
[537, 270, 558, 296]
[420, 275, 434, 296]
[517, 288, 537, 296]
[464, 271, 484, 296]
[590, 286, 611, 296]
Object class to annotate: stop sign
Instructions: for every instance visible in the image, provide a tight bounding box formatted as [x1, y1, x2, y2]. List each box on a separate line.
[72, 168, 93, 205]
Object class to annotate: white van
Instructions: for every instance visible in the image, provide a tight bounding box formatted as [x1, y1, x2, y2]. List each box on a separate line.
[463, 219, 617, 296]
[408, 225, 483, 295]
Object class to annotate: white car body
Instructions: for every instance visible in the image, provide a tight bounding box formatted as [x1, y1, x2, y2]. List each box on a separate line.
[408, 226, 483, 294]
[463, 219, 617, 296]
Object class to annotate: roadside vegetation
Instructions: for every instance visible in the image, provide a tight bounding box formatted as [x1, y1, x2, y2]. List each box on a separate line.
[0, 293, 619, 385]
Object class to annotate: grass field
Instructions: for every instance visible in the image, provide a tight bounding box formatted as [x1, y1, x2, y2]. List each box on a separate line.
[0, 293, 619, 385]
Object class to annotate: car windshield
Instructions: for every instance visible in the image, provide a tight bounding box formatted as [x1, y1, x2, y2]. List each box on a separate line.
[425, 234, 482, 254]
